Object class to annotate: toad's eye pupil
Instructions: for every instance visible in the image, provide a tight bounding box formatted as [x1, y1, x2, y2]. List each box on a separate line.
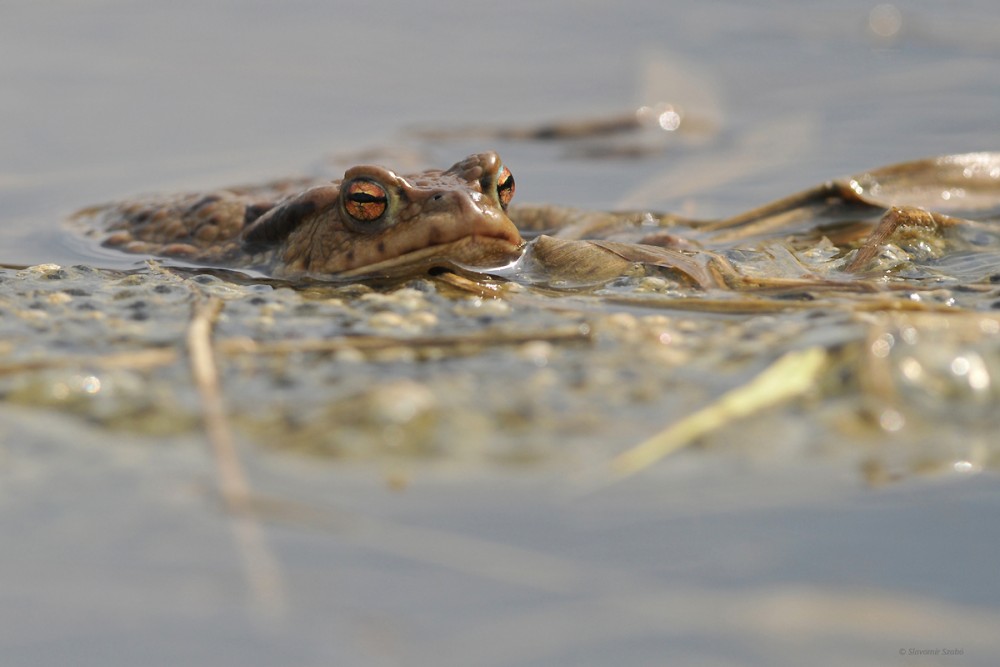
[344, 180, 388, 222]
[496, 165, 515, 209]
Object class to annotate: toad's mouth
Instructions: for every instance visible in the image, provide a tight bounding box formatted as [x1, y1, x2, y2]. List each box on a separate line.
[336, 233, 525, 279]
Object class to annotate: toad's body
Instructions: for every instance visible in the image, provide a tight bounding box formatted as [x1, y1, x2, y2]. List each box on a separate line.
[83, 152, 524, 278]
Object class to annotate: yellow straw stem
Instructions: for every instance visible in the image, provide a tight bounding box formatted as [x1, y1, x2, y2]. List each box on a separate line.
[611, 346, 828, 479]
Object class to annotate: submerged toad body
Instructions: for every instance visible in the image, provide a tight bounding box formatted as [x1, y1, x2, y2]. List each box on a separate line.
[80, 152, 524, 278]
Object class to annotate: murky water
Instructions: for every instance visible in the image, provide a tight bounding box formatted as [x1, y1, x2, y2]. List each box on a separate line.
[3, 1, 1000, 665]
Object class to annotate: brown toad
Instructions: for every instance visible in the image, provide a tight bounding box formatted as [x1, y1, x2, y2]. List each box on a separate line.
[78, 152, 524, 278]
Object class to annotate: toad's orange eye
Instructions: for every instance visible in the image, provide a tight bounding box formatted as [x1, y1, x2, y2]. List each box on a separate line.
[496, 165, 515, 209]
[344, 180, 388, 222]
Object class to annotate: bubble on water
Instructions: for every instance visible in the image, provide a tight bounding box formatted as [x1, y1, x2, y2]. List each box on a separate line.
[879, 408, 905, 432]
[953, 460, 979, 474]
[80, 375, 102, 394]
[870, 333, 894, 358]
[949, 353, 991, 391]
[869, 3, 902, 38]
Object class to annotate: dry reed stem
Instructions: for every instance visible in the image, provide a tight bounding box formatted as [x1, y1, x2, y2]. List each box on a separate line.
[0, 348, 177, 376]
[433, 270, 507, 295]
[186, 294, 288, 619]
[187, 297, 248, 506]
[611, 346, 828, 479]
[216, 326, 590, 357]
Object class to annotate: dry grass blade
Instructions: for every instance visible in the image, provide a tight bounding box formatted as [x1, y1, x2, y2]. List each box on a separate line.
[187, 294, 287, 618]
[611, 346, 828, 479]
[699, 182, 870, 242]
[216, 326, 590, 357]
[432, 270, 508, 295]
[605, 292, 962, 315]
[0, 348, 177, 376]
[188, 297, 249, 506]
